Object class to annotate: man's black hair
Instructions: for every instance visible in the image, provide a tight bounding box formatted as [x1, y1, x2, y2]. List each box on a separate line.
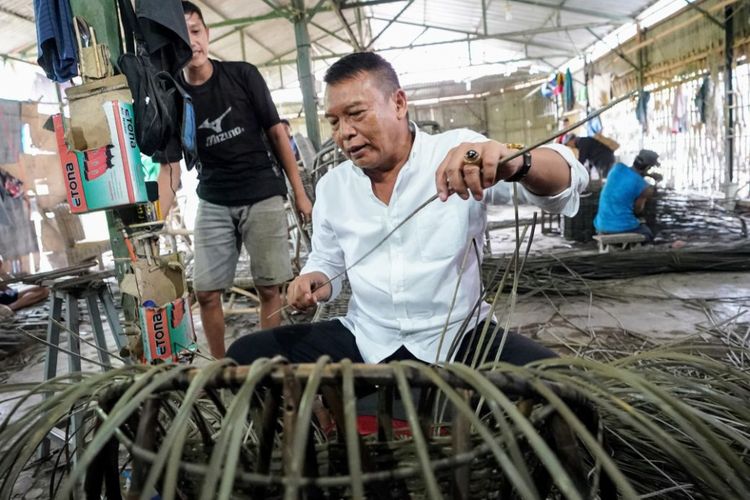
[182, 1, 205, 26]
[324, 52, 401, 96]
[280, 118, 291, 126]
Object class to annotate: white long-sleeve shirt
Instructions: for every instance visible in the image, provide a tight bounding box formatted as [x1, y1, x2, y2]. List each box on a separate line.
[302, 126, 588, 363]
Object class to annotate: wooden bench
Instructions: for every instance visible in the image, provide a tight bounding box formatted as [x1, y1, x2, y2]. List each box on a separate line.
[592, 233, 646, 253]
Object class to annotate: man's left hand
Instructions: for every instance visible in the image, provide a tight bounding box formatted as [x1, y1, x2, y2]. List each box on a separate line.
[436, 141, 522, 202]
[295, 191, 313, 222]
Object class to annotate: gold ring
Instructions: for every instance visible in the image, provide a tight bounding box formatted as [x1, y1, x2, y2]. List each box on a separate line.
[463, 149, 481, 165]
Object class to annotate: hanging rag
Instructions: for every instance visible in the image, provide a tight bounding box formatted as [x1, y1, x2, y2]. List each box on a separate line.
[34, 0, 79, 82]
[540, 74, 557, 99]
[671, 85, 688, 133]
[635, 90, 650, 132]
[0, 100, 22, 164]
[553, 72, 564, 96]
[694, 76, 712, 124]
[564, 68, 575, 111]
[134, 0, 192, 76]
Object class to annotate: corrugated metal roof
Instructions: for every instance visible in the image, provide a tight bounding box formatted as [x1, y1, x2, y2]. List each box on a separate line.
[0, 0, 660, 93]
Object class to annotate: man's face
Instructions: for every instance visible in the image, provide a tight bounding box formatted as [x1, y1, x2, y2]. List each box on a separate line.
[185, 12, 210, 69]
[324, 72, 408, 172]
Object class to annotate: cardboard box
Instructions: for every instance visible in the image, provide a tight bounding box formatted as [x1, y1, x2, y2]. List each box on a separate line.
[120, 253, 197, 363]
[54, 100, 148, 213]
[140, 296, 195, 363]
[64, 74, 131, 151]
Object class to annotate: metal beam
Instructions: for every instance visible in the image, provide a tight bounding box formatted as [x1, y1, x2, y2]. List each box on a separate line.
[586, 27, 640, 72]
[292, 0, 322, 149]
[0, 53, 37, 66]
[309, 21, 350, 45]
[340, 0, 409, 8]
[370, 16, 590, 52]
[365, 0, 415, 50]
[205, 3, 282, 60]
[683, 0, 724, 28]
[0, 5, 34, 23]
[481, 0, 488, 36]
[307, 0, 330, 19]
[506, 0, 633, 22]
[331, 0, 364, 51]
[258, 38, 571, 67]
[261, 30, 340, 67]
[208, 11, 289, 29]
[725, 5, 734, 181]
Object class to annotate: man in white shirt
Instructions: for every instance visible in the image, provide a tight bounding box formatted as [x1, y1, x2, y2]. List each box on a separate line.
[226, 52, 587, 367]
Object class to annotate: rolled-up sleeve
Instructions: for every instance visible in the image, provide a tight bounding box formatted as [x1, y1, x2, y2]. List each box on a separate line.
[300, 177, 346, 302]
[520, 143, 588, 217]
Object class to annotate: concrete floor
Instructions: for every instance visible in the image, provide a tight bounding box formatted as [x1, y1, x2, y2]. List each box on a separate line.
[3, 203, 747, 394]
[2, 202, 749, 497]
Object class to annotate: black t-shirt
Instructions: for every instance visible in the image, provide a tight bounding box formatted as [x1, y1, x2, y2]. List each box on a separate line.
[574, 137, 615, 170]
[183, 60, 286, 206]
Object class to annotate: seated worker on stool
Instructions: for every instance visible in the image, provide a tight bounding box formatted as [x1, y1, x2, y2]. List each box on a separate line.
[227, 52, 588, 368]
[594, 149, 662, 242]
[0, 256, 49, 320]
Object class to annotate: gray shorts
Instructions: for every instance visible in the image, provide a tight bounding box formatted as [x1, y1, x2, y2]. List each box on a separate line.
[193, 196, 293, 291]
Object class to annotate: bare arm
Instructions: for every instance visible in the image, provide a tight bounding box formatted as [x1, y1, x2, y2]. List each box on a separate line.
[266, 123, 313, 220]
[157, 162, 182, 220]
[634, 186, 655, 215]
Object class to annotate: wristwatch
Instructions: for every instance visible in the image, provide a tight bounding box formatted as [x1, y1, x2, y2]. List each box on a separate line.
[505, 151, 532, 183]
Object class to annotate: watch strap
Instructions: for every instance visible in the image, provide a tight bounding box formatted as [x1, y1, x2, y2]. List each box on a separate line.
[505, 151, 532, 183]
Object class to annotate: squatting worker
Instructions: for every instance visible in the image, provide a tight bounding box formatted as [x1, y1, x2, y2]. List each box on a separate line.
[227, 53, 588, 367]
[156, 1, 313, 358]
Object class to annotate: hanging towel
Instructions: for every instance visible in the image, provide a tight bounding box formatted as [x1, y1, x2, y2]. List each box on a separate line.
[0, 100, 22, 164]
[671, 85, 688, 133]
[35, 0, 79, 82]
[564, 68, 575, 111]
[636, 91, 650, 132]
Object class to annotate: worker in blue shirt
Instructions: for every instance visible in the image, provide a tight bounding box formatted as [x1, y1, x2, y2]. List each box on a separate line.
[594, 149, 662, 241]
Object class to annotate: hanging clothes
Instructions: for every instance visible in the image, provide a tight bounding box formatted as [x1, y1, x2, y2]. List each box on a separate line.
[636, 91, 651, 133]
[133, 0, 192, 76]
[0, 170, 39, 260]
[694, 76, 712, 125]
[35, 0, 79, 82]
[586, 115, 603, 137]
[563, 68, 575, 111]
[671, 85, 688, 133]
[541, 74, 557, 99]
[553, 72, 564, 96]
[0, 100, 22, 164]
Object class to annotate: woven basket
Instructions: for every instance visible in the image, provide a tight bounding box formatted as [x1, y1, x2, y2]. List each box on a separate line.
[105, 360, 599, 499]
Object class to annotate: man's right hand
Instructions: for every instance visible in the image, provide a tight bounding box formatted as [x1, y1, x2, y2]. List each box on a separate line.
[287, 272, 332, 311]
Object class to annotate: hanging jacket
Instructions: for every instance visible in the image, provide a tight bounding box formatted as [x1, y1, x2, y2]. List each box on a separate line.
[34, 0, 79, 82]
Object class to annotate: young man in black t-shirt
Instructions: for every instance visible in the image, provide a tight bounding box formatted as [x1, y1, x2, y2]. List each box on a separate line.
[157, 1, 312, 358]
